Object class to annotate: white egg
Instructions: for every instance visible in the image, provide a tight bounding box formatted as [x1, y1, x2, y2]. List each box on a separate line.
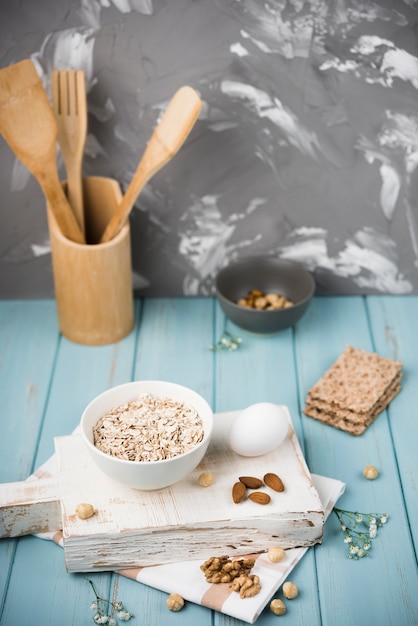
[228, 402, 289, 457]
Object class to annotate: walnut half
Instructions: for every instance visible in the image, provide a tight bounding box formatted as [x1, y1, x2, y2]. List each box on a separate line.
[230, 574, 262, 598]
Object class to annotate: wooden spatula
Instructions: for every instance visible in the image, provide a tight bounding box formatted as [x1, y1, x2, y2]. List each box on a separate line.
[99, 86, 202, 244]
[0, 59, 85, 244]
[51, 69, 87, 235]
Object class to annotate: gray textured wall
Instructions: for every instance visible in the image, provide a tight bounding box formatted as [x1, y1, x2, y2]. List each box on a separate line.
[1, 0, 418, 297]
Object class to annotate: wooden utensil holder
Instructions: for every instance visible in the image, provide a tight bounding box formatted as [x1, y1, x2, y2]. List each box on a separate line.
[48, 176, 134, 345]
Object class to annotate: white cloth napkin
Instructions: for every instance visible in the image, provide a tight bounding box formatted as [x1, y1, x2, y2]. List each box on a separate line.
[32, 449, 345, 624]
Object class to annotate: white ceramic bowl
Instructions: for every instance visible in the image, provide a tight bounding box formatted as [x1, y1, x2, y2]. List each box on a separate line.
[80, 380, 213, 490]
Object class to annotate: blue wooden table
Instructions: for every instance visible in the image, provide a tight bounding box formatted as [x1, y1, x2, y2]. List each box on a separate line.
[1, 296, 417, 626]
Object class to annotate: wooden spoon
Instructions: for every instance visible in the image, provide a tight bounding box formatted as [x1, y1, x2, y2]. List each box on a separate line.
[0, 59, 85, 244]
[99, 86, 202, 244]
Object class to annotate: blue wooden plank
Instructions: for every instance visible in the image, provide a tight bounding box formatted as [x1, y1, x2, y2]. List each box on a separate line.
[133, 298, 214, 403]
[213, 303, 322, 626]
[33, 300, 141, 468]
[366, 296, 418, 554]
[1, 536, 113, 626]
[1, 302, 140, 626]
[0, 301, 59, 481]
[0, 538, 15, 612]
[295, 296, 418, 626]
[112, 297, 214, 626]
[214, 304, 293, 406]
[0, 300, 60, 623]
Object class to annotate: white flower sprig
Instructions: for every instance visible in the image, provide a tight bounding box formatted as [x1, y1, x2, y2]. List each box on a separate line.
[87, 578, 134, 624]
[333, 508, 388, 559]
[210, 329, 242, 352]
[210, 320, 242, 352]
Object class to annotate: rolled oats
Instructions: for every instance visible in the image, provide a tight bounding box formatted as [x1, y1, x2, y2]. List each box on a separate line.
[93, 393, 204, 462]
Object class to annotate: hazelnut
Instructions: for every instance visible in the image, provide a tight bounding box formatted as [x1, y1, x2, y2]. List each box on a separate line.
[363, 465, 379, 480]
[166, 593, 184, 612]
[267, 546, 286, 563]
[198, 471, 215, 487]
[75, 503, 95, 520]
[282, 581, 298, 599]
[254, 296, 268, 309]
[270, 598, 286, 615]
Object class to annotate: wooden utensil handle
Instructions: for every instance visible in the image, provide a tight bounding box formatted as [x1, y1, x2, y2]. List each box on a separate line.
[41, 170, 85, 244]
[66, 162, 85, 233]
[99, 86, 202, 244]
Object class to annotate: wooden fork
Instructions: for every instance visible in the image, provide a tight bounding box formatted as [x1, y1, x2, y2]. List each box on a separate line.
[52, 69, 87, 235]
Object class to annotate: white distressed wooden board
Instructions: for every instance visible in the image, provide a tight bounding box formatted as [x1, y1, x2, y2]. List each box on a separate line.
[0, 408, 324, 572]
[57, 407, 324, 572]
[0, 477, 61, 537]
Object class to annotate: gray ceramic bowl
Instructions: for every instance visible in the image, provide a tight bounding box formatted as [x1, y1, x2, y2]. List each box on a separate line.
[215, 257, 315, 334]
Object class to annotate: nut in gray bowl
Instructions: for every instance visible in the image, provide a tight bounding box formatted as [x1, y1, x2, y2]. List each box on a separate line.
[215, 256, 315, 334]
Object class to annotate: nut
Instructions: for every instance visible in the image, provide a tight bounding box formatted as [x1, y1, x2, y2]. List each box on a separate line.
[254, 296, 268, 309]
[166, 593, 184, 611]
[237, 289, 294, 311]
[282, 581, 298, 599]
[198, 471, 215, 487]
[264, 472, 285, 492]
[200, 555, 255, 583]
[270, 598, 286, 615]
[248, 491, 271, 505]
[363, 465, 379, 480]
[267, 546, 286, 563]
[230, 574, 261, 598]
[75, 503, 95, 520]
[239, 476, 263, 489]
[232, 481, 247, 503]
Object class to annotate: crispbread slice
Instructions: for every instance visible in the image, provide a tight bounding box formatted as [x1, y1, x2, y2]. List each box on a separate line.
[303, 382, 401, 435]
[306, 346, 402, 414]
[305, 372, 402, 424]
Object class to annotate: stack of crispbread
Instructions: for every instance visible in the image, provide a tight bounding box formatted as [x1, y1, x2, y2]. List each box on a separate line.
[303, 346, 402, 435]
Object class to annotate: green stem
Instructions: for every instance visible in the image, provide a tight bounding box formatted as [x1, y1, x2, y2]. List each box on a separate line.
[87, 578, 100, 600]
[334, 507, 380, 518]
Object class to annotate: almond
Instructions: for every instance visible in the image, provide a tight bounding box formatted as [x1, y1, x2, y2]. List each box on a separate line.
[239, 476, 263, 489]
[264, 472, 285, 492]
[248, 491, 271, 505]
[232, 481, 246, 503]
